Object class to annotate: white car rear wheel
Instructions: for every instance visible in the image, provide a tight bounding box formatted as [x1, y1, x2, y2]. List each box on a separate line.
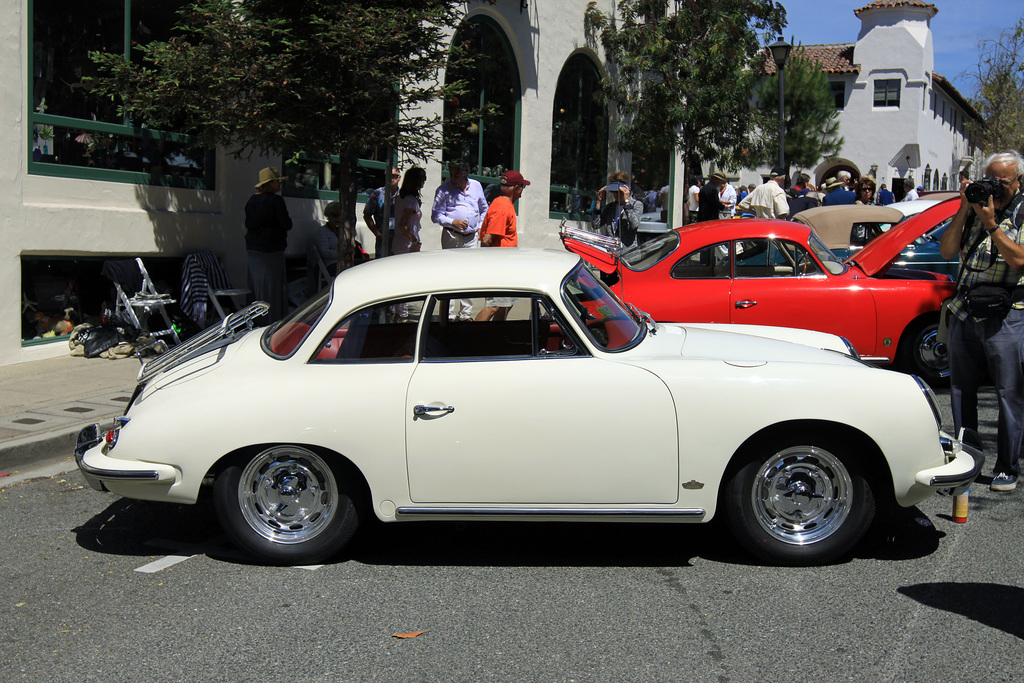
[215, 446, 359, 564]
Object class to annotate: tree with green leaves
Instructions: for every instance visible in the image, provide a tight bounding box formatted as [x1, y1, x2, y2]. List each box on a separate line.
[584, 0, 786, 216]
[91, 0, 474, 272]
[753, 50, 844, 174]
[968, 17, 1024, 156]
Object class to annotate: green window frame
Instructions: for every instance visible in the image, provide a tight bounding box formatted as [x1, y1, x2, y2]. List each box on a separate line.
[28, 0, 214, 190]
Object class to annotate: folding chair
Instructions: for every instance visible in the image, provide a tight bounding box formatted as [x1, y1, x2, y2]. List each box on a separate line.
[102, 258, 181, 344]
[307, 243, 333, 296]
[181, 251, 250, 328]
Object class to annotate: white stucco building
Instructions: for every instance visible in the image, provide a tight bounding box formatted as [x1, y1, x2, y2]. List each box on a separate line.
[749, 0, 980, 195]
[6, 0, 683, 366]
[2, 0, 979, 366]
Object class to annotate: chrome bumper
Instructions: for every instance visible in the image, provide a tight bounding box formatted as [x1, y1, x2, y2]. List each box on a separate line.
[75, 424, 162, 491]
[915, 429, 985, 493]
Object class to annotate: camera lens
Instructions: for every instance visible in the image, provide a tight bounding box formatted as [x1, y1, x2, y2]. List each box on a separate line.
[966, 180, 993, 204]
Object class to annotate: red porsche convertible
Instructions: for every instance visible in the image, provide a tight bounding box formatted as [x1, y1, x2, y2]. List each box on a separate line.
[562, 201, 958, 385]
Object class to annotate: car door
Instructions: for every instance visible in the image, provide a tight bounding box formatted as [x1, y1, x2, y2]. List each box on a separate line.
[630, 240, 734, 323]
[404, 294, 679, 505]
[728, 238, 877, 353]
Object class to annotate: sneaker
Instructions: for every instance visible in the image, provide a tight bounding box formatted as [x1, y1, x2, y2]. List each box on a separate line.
[991, 472, 1018, 492]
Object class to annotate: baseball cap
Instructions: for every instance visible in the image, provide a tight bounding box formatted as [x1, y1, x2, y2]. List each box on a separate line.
[769, 166, 786, 178]
[500, 170, 531, 186]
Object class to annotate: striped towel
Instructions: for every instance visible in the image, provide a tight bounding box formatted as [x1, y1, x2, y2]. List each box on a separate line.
[181, 252, 234, 326]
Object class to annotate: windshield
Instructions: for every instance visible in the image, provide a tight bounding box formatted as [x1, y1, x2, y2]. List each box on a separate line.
[807, 231, 847, 275]
[622, 231, 680, 271]
[914, 218, 951, 246]
[262, 288, 331, 358]
[561, 265, 644, 351]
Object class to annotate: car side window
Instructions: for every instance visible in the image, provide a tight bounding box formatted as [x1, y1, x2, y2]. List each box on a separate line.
[670, 242, 731, 278]
[421, 294, 583, 360]
[310, 298, 425, 363]
[735, 239, 820, 277]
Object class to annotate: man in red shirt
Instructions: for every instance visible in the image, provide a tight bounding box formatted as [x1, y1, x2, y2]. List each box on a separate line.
[480, 170, 529, 247]
[477, 170, 530, 320]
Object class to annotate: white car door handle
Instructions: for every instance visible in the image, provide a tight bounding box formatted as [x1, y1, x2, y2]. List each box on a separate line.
[735, 300, 757, 309]
[414, 404, 455, 416]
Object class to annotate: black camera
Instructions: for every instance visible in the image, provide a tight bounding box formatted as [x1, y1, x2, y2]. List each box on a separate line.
[965, 176, 1006, 204]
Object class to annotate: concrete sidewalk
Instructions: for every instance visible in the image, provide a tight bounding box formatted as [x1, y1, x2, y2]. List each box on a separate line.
[0, 353, 142, 476]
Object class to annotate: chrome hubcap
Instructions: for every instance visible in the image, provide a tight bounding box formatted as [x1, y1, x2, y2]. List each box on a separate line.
[916, 325, 950, 378]
[751, 446, 852, 545]
[238, 447, 338, 545]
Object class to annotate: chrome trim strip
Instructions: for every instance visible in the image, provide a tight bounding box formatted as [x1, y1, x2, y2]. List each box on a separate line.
[395, 506, 705, 518]
[860, 356, 892, 364]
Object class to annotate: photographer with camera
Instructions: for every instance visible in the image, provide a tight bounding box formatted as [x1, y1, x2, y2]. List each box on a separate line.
[592, 171, 644, 248]
[939, 151, 1024, 491]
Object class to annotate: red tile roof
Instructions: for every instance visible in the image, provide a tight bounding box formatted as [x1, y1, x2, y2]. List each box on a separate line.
[763, 44, 858, 75]
[854, 1, 938, 16]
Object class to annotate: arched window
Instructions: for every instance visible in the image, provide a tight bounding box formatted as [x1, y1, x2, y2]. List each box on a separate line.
[550, 54, 608, 218]
[923, 165, 931, 191]
[941, 173, 948, 190]
[444, 17, 521, 182]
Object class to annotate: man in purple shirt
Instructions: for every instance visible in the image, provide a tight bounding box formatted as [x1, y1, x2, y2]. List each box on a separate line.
[431, 161, 490, 320]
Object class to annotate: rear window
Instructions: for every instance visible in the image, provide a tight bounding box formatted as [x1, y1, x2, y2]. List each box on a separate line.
[621, 231, 679, 271]
[262, 289, 330, 358]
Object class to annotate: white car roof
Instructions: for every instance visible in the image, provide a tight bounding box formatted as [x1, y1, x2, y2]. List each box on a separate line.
[330, 248, 582, 301]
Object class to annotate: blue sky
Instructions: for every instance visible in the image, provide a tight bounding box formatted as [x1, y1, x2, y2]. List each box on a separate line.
[777, 0, 1017, 98]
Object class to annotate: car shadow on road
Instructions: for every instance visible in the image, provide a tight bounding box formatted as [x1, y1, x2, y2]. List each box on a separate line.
[73, 496, 224, 558]
[852, 503, 944, 562]
[897, 582, 1024, 640]
[72, 497, 946, 569]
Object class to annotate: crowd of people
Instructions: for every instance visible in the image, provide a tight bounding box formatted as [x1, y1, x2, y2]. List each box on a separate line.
[684, 167, 932, 224]
[244, 162, 532, 325]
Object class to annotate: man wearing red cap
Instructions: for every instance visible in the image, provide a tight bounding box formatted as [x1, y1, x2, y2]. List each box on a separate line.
[476, 170, 530, 320]
[479, 170, 529, 248]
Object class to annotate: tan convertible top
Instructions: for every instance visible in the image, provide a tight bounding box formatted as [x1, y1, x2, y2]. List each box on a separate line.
[793, 205, 905, 249]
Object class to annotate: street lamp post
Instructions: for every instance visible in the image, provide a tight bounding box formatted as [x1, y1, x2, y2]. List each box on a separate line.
[769, 39, 793, 176]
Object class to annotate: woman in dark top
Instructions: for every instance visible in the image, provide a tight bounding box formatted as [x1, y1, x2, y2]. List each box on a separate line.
[245, 166, 292, 323]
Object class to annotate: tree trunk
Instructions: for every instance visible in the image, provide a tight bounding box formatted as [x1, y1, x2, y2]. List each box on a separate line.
[334, 150, 360, 273]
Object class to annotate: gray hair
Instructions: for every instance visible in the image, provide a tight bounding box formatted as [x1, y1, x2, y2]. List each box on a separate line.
[984, 150, 1024, 177]
[837, 170, 852, 182]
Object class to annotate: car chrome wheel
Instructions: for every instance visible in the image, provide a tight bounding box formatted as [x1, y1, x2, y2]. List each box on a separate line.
[237, 446, 339, 545]
[750, 446, 852, 546]
[912, 323, 949, 379]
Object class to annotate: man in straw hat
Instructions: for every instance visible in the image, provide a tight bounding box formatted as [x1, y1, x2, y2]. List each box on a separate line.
[245, 166, 292, 322]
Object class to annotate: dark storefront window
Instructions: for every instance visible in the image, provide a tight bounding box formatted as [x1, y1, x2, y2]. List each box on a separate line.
[443, 17, 521, 186]
[29, 0, 214, 189]
[550, 54, 607, 219]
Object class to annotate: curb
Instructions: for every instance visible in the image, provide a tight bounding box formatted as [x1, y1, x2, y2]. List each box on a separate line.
[0, 425, 85, 473]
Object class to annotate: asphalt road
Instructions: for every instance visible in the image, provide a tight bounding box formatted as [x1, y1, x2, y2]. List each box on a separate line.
[2, 388, 1021, 682]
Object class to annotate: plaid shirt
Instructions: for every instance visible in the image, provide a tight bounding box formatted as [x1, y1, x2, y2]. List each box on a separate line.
[949, 191, 1024, 321]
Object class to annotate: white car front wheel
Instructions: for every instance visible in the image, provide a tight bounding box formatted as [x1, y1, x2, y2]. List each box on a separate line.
[725, 439, 875, 566]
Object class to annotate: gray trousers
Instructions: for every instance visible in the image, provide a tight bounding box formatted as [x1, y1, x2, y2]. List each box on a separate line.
[949, 308, 1024, 476]
[441, 228, 478, 320]
[247, 250, 287, 324]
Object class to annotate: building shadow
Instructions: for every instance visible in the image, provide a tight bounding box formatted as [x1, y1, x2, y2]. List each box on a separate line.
[897, 582, 1024, 640]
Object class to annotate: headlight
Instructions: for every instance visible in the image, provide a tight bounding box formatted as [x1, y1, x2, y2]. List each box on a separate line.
[913, 376, 942, 430]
